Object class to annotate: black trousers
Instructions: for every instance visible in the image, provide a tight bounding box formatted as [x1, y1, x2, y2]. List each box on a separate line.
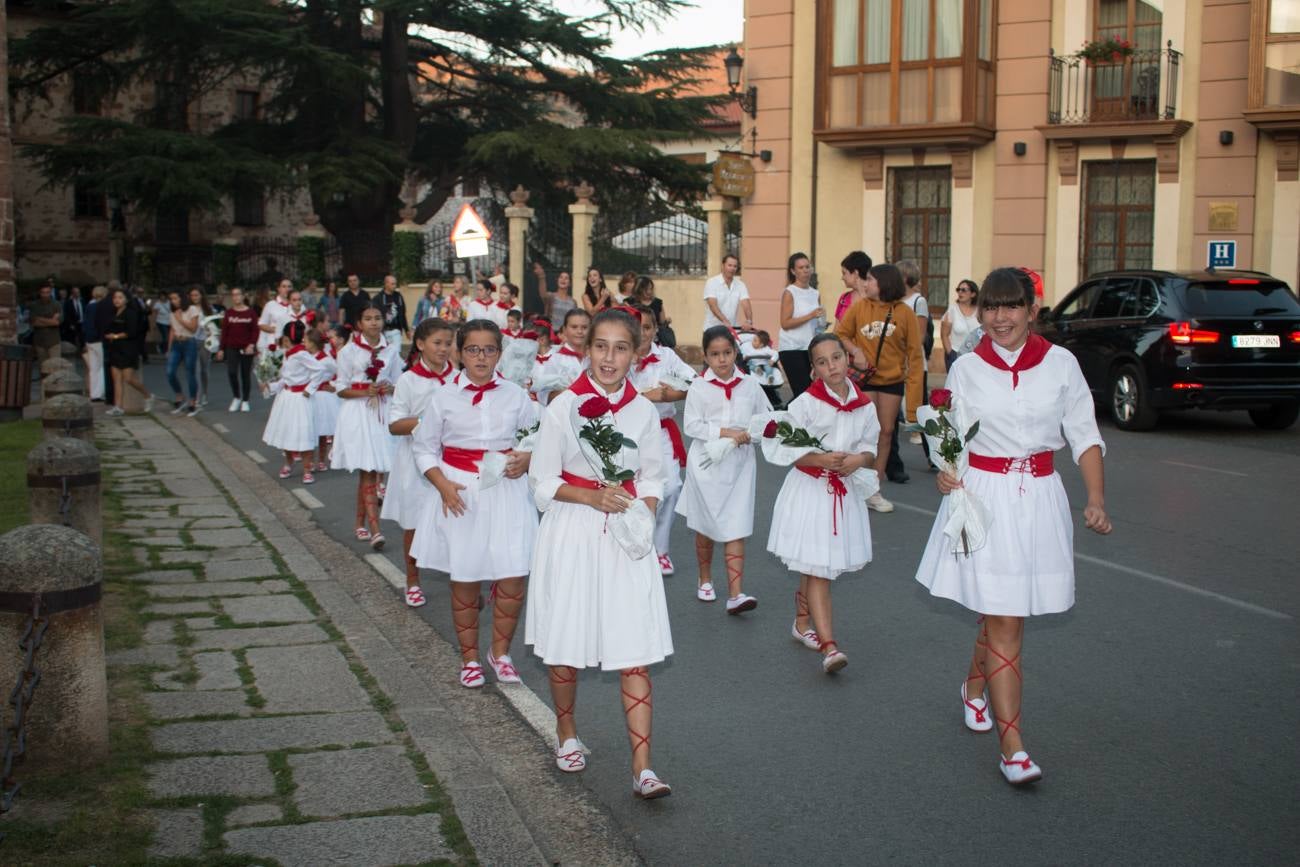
[778, 349, 813, 402]
[226, 352, 254, 401]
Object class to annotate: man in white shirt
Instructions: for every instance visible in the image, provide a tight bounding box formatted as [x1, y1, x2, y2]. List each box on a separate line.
[702, 254, 752, 331]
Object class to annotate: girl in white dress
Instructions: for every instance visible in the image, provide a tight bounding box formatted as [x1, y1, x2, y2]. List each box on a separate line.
[332, 304, 402, 549]
[382, 318, 456, 608]
[261, 321, 323, 483]
[767, 333, 880, 675]
[309, 327, 344, 472]
[677, 326, 772, 612]
[526, 309, 674, 800]
[256, 279, 294, 355]
[532, 308, 590, 404]
[914, 268, 1111, 786]
[627, 303, 693, 576]
[411, 320, 537, 687]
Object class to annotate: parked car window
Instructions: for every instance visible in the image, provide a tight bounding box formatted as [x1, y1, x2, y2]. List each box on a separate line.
[1055, 282, 1102, 321]
[1092, 278, 1142, 318]
[1137, 281, 1161, 317]
[1181, 280, 1300, 316]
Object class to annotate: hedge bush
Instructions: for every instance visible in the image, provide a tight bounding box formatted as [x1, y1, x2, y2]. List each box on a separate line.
[391, 230, 423, 286]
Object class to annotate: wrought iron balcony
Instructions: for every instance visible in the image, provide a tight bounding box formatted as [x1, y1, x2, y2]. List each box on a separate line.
[1048, 42, 1181, 125]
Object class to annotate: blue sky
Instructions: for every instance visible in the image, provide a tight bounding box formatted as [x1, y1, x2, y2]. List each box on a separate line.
[553, 0, 744, 57]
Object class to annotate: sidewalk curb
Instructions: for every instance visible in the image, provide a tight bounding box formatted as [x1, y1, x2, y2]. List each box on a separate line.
[151, 414, 644, 866]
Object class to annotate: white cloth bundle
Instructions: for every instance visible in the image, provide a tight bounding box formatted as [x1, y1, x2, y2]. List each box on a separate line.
[497, 335, 539, 387]
[570, 394, 653, 560]
[917, 401, 991, 556]
[533, 367, 580, 395]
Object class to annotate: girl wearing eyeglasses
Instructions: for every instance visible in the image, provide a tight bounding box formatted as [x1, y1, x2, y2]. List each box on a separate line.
[410, 319, 538, 690]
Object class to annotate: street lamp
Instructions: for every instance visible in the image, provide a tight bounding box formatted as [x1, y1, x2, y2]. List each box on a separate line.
[723, 47, 758, 120]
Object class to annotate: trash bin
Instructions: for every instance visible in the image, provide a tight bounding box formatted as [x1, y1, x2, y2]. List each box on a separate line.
[0, 343, 36, 418]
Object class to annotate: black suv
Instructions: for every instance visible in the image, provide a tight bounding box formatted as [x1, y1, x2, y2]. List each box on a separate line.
[1037, 270, 1300, 431]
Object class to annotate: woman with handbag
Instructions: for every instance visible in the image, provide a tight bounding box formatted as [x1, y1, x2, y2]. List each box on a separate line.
[776, 252, 825, 400]
[833, 262, 925, 513]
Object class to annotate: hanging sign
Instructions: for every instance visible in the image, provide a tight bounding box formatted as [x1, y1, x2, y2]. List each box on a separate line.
[712, 152, 756, 199]
[451, 203, 492, 259]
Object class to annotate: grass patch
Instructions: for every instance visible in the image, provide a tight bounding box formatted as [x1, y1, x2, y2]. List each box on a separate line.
[0, 419, 41, 533]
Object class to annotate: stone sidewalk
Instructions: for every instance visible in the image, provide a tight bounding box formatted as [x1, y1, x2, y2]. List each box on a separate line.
[98, 414, 640, 866]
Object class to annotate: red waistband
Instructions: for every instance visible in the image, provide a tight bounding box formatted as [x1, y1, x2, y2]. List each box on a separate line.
[796, 466, 848, 535]
[287, 384, 309, 393]
[560, 469, 637, 498]
[968, 451, 1054, 477]
[349, 381, 372, 391]
[442, 445, 511, 474]
[660, 417, 686, 467]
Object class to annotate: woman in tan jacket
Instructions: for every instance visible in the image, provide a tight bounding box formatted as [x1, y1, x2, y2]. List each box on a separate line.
[833, 263, 926, 512]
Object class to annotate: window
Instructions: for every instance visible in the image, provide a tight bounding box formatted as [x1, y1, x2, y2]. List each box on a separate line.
[1264, 0, 1300, 105]
[73, 182, 106, 219]
[235, 90, 260, 121]
[1080, 161, 1155, 278]
[887, 166, 951, 307]
[71, 72, 107, 116]
[1056, 282, 1103, 321]
[819, 0, 995, 133]
[1090, 0, 1164, 120]
[233, 189, 265, 227]
[1091, 276, 1157, 318]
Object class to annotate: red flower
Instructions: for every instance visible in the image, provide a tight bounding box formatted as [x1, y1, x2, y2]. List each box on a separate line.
[929, 388, 953, 409]
[763, 420, 778, 438]
[578, 395, 611, 419]
[365, 362, 383, 381]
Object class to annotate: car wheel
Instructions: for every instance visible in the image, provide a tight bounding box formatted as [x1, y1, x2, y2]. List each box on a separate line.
[1247, 402, 1300, 430]
[1109, 364, 1158, 431]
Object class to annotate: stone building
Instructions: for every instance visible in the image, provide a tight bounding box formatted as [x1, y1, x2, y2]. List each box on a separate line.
[735, 0, 1300, 329]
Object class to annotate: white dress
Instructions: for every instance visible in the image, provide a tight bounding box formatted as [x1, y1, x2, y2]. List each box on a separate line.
[676, 370, 772, 542]
[766, 382, 881, 579]
[261, 347, 321, 452]
[409, 374, 539, 581]
[528, 352, 555, 405]
[310, 350, 339, 438]
[466, 298, 498, 324]
[530, 344, 586, 404]
[914, 341, 1105, 616]
[257, 299, 294, 354]
[330, 334, 402, 472]
[629, 344, 695, 555]
[525, 377, 673, 671]
[380, 359, 454, 530]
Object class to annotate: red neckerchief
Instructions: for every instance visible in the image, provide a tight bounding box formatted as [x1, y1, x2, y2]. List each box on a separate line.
[285, 344, 307, 358]
[496, 300, 513, 310]
[502, 328, 520, 338]
[315, 350, 328, 361]
[290, 309, 306, 320]
[463, 379, 497, 406]
[558, 345, 584, 360]
[707, 375, 743, 401]
[410, 359, 453, 384]
[275, 298, 290, 308]
[535, 353, 551, 364]
[973, 333, 1051, 389]
[352, 332, 383, 352]
[569, 372, 638, 413]
[636, 352, 660, 372]
[806, 378, 872, 413]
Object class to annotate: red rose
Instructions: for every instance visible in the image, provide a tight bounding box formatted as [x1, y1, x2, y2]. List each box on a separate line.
[929, 388, 953, 409]
[763, 420, 778, 438]
[578, 395, 611, 419]
[365, 363, 382, 381]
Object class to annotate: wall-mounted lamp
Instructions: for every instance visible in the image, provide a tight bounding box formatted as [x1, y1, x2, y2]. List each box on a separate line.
[1013, 141, 1027, 157]
[724, 47, 758, 120]
[1219, 130, 1234, 146]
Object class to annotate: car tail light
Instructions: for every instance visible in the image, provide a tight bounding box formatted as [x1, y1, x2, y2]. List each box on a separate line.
[1289, 330, 1300, 344]
[1172, 382, 1204, 390]
[1227, 278, 1260, 285]
[1168, 322, 1220, 345]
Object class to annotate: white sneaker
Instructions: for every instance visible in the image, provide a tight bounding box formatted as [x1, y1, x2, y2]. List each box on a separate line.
[186, 404, 201, 417]
[240, 401, 251, 412]
[228, 398, 241, 412]
[725, 593, 757, 615]
[555, 738, 587, 773]
[144, 396, 155, 413]
[867, 493, 894, 513]
[822, 644, 848, 674]
[169, 404, 185, 416]
[791, 621, 821, 650]
[657, 553, 674, 575]
[458, 661, 484, 689]
[962, 682, 993, 732]
[105, 406, 124, 417]
[486, 652, 521, 685]
[1000, 751, 1042, 785]
[632, 769, 671, 799]
[696, 582, 716, 602]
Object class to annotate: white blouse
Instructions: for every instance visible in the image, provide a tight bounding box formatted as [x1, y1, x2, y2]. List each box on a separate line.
[390, 361, 454, 423]
[311, 351, 337, 389]
[529, 385, 666, 510]
[785, 382, 881, 457]
[333, 335, 402, 392]
[943, 303, 980, 350]
[268, 348, 323, 395]
[257, 299, 294, 349]
[629, 343, 695, 421]
[683, 368, 772, 441]
[947, 342, 1105, 464]
[412, 373, 537, 476]
[778, 284, 824, 351]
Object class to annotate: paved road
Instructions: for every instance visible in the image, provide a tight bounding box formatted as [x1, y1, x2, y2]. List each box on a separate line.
[139, 364, 1300, 865]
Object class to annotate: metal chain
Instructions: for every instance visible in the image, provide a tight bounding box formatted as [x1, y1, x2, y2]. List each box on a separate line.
[58, 475, 72, 525]
[0, 594, 48, 830]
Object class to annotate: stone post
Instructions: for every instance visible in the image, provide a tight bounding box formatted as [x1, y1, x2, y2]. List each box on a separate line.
[27, 437, 102, 547]
[41, 369, 85, 402]
[39, 357, 74, 379]
[42, 394, 94, 442]
[0, 525, 109, 773]
[59, 340, 79, 359]
[505, 186, 535, 306]
[568, 181, 599, 278]
[702, 195, 732, 276]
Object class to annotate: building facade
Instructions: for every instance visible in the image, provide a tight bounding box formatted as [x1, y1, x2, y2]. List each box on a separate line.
[738, 0, 1300, 331]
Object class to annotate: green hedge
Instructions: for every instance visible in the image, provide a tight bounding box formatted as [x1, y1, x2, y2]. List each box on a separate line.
[296, 235, 325, 284]
[391, 230, 423, 286]
[133, 249, 156, 292]
[213, 242, 238, 288]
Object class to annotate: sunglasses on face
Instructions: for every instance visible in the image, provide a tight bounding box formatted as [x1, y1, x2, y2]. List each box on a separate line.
[957, 286, 974, 293]
[461, 345, 499, 358]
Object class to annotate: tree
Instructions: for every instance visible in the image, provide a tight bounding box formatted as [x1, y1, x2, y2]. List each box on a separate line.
[11, 0, 725, 274]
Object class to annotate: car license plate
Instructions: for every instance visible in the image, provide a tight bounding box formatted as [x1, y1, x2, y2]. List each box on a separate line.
[1231, 334, 1280, 348]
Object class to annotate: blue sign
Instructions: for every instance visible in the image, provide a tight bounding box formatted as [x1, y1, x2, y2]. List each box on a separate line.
[1207, 240, 1237, 269]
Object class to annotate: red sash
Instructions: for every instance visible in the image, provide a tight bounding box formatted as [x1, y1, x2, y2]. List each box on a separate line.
[560, 470, 636, 498]
[660, 418, 687, 466]
[968, 451, 1054, 477]
[442, 446, 510, 474]
[796, 467, 848, 536]
[287, 384, 309, 393]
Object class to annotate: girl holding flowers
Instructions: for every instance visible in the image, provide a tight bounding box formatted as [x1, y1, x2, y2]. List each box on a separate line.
[525, 308, 674, 799]
[260, 321, 325, 484]
[766, 333, 880, 674]
[677, 325, 772, 611]
[914, 267, 1110, 786]
[332, 303, 402, 548]
[382, 317, 457, 608]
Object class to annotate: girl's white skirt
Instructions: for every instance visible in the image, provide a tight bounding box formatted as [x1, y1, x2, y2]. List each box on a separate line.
[526, 500, 674, 671]
[915, 469, 1075, 616]
[766, 468, 872, 580]
[312, 390, 339, 438]
[659, 424, 682, 497]
[379, 438, 430, 529]
[330, 397, 395, 472]
[410, 463, 536, 581]
[676, 442, 758, 542]
[262, 390, 317, 452]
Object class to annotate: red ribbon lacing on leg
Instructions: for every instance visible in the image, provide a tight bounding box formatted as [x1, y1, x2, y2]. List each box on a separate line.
[795, 590, 810, 620]
[620, 667, 652, 756]
[450, 591, 480, 660]
[983, 644, 1023, 745]
[489, 581, 525, 649]
[725, 552, 744, 598]
[549, 666, 577, 722]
